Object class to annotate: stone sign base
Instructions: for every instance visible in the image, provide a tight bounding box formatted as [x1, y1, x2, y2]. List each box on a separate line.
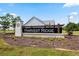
[23, 33, 64, 38]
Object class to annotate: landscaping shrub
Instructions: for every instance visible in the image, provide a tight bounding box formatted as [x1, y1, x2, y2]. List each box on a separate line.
[68, 31, 73, 35]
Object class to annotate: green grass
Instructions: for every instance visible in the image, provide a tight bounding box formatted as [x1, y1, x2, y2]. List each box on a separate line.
[1, 46, 79, 56]
[0, 30, 14, 33]
[0, 38, 10, 48]
[73, 31, 79, 35]
[62, 30, 79, 35]
[62, 30, 67, 35]
[0, 38, 79, 56]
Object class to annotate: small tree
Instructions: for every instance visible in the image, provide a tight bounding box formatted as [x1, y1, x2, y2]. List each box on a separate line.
[0, 13, 22, 36]
[0, 16, 10, 33]
[65, 22, 78, 35]
[2, 13, 21, 32]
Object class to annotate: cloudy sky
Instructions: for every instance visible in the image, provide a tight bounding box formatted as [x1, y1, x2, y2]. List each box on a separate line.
[0, 3, 79, 25]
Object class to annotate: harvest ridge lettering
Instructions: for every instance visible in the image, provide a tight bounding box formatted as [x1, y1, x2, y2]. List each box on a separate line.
[22, 27, 54, 33]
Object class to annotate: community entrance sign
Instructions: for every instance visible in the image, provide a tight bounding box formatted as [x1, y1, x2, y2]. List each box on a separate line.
[15, 16, 64, 37]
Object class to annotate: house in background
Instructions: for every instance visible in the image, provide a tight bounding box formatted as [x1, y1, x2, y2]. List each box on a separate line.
[24, 16, 55, 26]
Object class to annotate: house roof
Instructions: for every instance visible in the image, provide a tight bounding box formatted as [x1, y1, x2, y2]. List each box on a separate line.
[27, 16, 44, 24]
[24, 16, 55, 26]
[24, 16, 45, 26]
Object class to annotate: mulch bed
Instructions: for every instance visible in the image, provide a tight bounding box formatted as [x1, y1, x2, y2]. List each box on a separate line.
[1, 33, 79, 50]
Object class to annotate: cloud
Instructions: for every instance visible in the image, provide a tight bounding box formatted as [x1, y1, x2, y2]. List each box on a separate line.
[63, 3, 79, 7]
[10, 13, 17, 18]
[70, 12, 78, 15]
[69, 12, 78, 19]
[68, 15, 75, 23]
[10, 13, 17, 16]
[69, 15, 74, 19]
[3, 12, 17, 17]
[68, 12, 79, 23]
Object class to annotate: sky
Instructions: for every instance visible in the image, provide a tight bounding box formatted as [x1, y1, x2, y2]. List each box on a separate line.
[0, 3, 79, 25]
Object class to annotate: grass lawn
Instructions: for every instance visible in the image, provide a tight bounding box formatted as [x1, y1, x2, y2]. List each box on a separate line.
[62, 30, 79, 35]
[73, 31, 79, 35]
[0, 38, 79, 56]
[0, 30, 14, 33]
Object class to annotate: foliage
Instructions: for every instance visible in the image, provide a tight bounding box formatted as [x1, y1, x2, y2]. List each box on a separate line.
[64, 22, 79, 35]
[65, 22, 79, 31]
[0, 15, 10, 31]
[0, 13, 21, 33]
[68, 31, 73, 35]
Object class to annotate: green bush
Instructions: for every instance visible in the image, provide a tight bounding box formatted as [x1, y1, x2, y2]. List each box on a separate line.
[68, 31, 73, 35]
